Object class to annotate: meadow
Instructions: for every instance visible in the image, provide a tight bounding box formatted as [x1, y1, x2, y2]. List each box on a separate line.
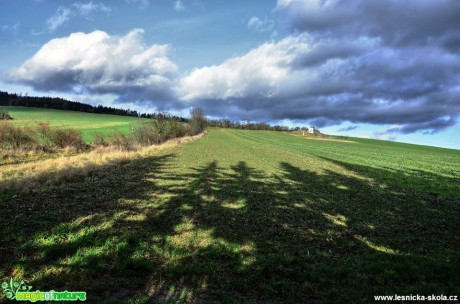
[1, 123, 459, 302]
[2, 106, 146, 141]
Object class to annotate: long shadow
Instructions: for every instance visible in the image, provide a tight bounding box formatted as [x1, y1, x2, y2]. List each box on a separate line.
[0, 154, 177, 299]
[0, 153, 459, 303]
[317, 155, 460, 200]
[276, 161, 460, 300]
[159, 160, 460, 302]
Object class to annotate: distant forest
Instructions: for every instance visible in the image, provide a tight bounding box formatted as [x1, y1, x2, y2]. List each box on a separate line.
[0, 91, 187, 122]
[208, 119, 290, 131]
[207, 119, 317, 132]
[0, 91, 316, 132]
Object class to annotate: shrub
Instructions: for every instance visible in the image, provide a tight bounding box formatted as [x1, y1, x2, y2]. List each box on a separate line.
[0, 122, 85, 150]
[0, 108, 13, 120]
[188, 107, 207, 135]
[151, 112, 187, 143]
[92, 131, 109, 146]
[0, 123, 37, 149]
[46, 127, 84, 149]
[167, 119, 187, 139]
[111, 131, 137, 151]
[36, 122, 53, 147]
[132, 122, 161, 145]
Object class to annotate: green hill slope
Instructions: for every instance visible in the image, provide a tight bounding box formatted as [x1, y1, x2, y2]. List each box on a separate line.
[1, 128, 459, 303]
[2, 106, 147, 141]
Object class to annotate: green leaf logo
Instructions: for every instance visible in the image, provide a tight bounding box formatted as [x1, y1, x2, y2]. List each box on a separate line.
[1, 278, 33, 300]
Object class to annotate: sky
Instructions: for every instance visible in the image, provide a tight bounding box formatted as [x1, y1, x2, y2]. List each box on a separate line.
[1, 0, 459, 150]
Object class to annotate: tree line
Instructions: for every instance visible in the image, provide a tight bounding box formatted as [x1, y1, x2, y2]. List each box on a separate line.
[0, 91, 187, 122]
[0, 91, 316, 132]
[208, 119, 316, 132]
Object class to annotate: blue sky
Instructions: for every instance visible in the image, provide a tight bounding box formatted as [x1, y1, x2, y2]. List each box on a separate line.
[1, 0, 459, 149]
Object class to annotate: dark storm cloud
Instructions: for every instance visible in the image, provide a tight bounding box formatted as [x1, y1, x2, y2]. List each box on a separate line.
[384, 117, 457, 135]
[182, 0, 460, 134]
[275, 0, 460, 52]
[338, 125, 358, 132]
[292, 37, 374, 68]
[6, 0, 460, 134]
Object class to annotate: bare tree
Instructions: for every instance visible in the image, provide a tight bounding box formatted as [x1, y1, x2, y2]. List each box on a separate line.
[189, 107, 207, 135]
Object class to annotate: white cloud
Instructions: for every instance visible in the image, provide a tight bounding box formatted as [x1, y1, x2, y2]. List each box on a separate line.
[177, 34, 319, 101]
[31, 29, 44, 36]
[247, 16, 275, 33]
[174, 0, 185, 11]
[1, 22, 20, 34]
[46, 2, 111, 32]
[46, 7, 72, 32]
[7, 29, 178, 99]
[177, 34, 378, 103]
[73, 1, 111, 16]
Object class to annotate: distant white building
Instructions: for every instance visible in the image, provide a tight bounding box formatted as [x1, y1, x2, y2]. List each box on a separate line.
[308, 126, 318, 134]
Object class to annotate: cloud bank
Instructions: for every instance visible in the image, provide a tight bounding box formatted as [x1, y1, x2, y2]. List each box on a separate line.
[178, 0, 460, 133]
[7, 0, 460, 134]
[7, 29, 177, 102]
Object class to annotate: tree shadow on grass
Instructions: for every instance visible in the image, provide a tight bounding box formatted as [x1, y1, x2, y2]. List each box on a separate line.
[317, 155, 460, 200]
[0, 153, 459, 303]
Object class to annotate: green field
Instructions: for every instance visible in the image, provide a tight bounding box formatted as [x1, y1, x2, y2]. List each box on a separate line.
[1, 125, 459, 302]
[2, 106, 147, 141]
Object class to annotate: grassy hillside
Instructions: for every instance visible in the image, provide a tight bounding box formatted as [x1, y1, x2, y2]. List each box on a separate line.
[0, 128, 459, 303]
[2, 106, 147, 141]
